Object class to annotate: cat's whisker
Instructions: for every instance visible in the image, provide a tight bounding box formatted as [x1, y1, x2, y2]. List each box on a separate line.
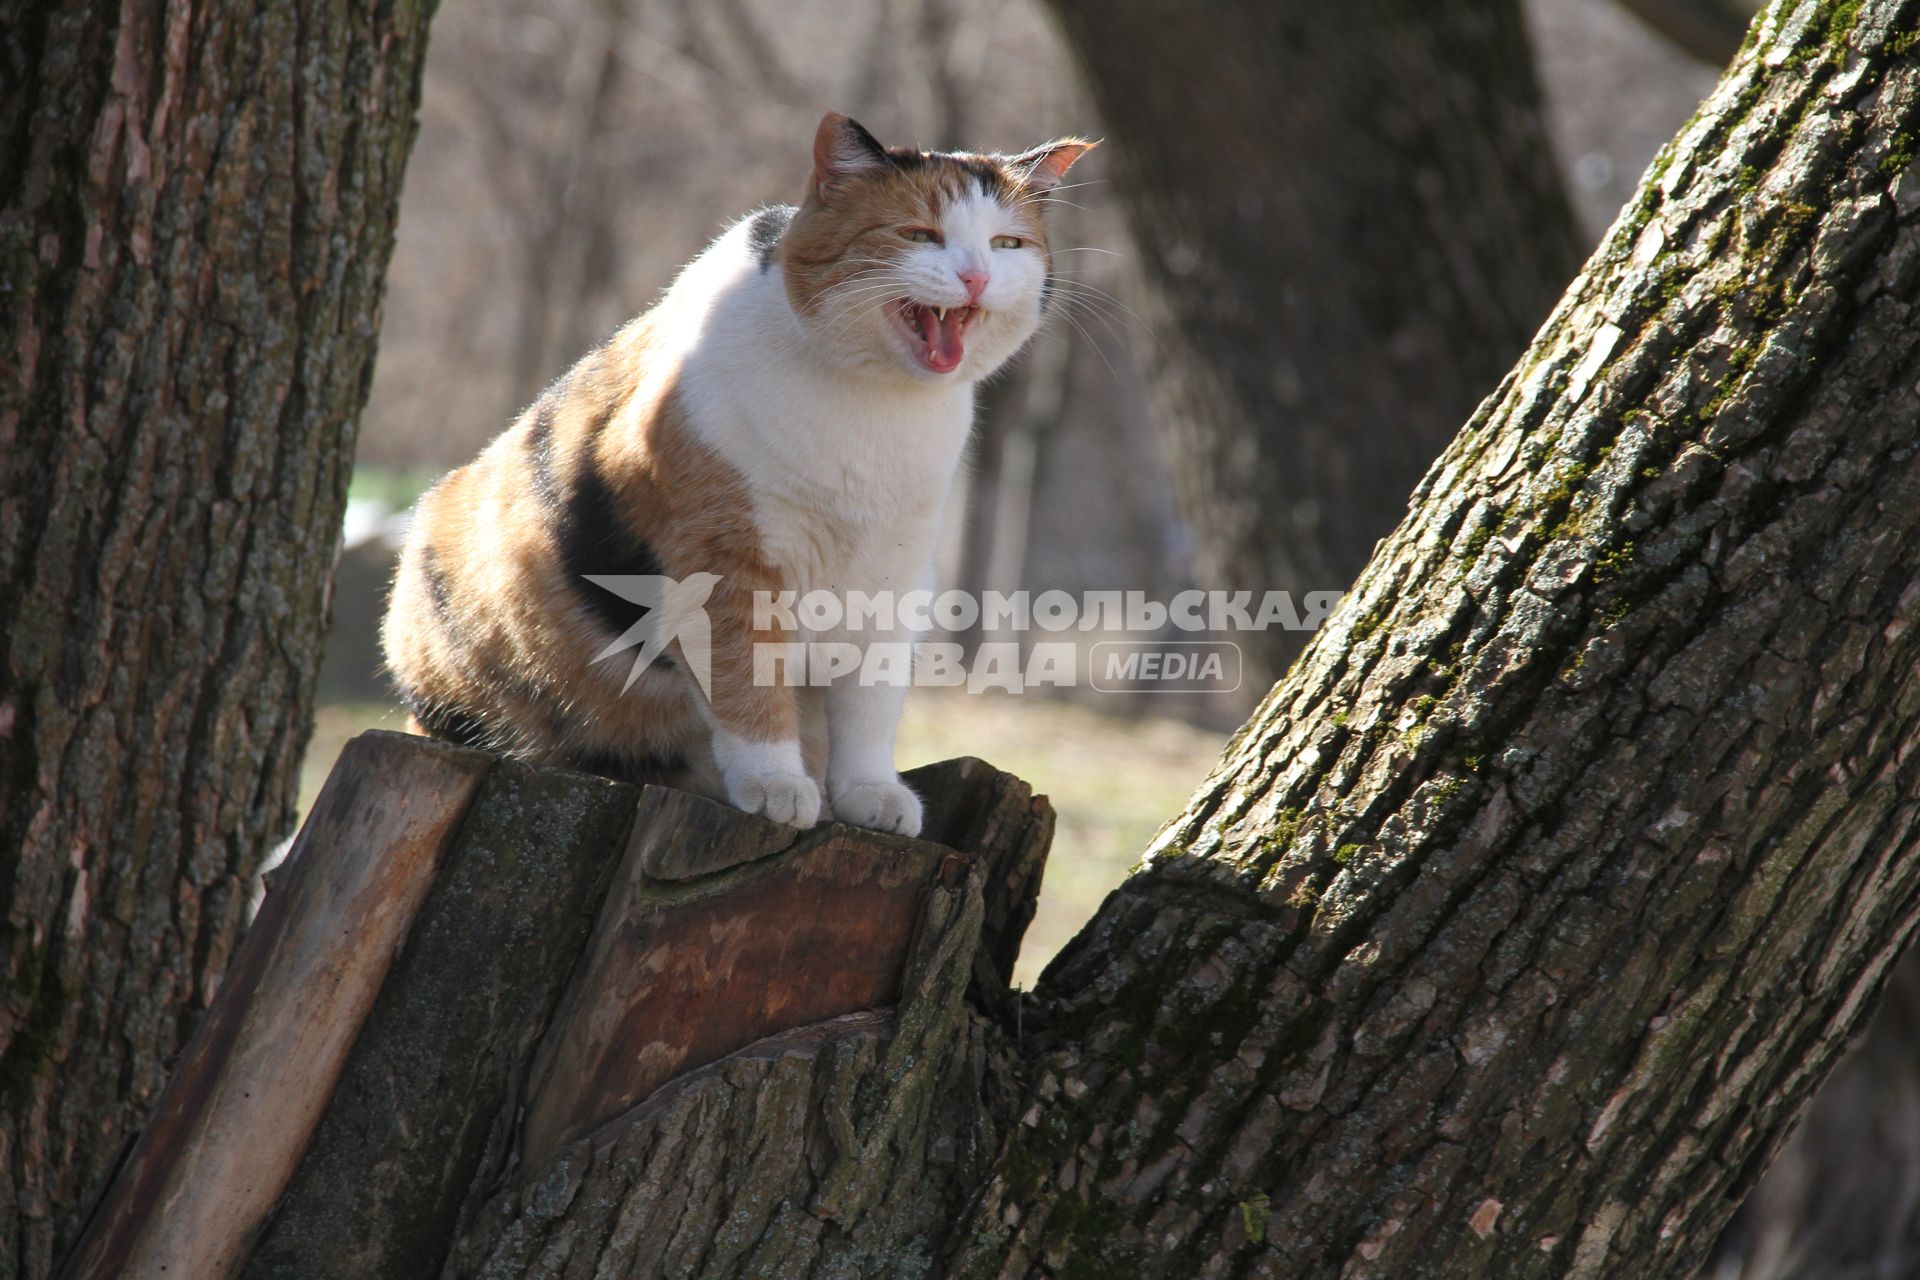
[1041, 303, 1124, 379]
[1045, 276, 1150, 327]
[1040, 282, 1161, 354]
[1045, 284, 1136, 328]
[1021, 196, 1094, 215]
[1028, 178, 1106, 196]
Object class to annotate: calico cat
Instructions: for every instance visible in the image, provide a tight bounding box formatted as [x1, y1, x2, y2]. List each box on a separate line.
[383, 113, 1093, 837]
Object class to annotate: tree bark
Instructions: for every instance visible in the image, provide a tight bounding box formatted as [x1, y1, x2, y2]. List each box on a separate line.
[57, 739, 1055, 1280]
[1705, 951, 1920, 1277]
[943, 2, 1920, 1274]
[1044, 0, 1585, 690]
[0, 1, 436, 1273]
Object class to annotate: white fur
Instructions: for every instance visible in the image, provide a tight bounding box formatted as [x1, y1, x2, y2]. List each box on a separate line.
[659, 185, 1051, 836]
[707, 732, 821, 827]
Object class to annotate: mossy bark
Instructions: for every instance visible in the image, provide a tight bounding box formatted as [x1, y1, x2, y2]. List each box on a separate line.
[0, 1, 436, 1273]
[941, 2, 1920, 1275]
[1044, 0, 1584, 686]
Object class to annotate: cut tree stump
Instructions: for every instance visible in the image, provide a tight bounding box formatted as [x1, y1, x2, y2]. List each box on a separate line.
[55, 732, 1054, 1280]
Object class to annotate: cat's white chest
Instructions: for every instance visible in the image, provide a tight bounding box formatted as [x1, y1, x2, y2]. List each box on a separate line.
[746, 401, 967, 624]
[674, 243, 975, 629]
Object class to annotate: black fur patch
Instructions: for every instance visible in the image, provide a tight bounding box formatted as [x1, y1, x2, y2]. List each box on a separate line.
[527, 399, 561, 508]
[957, 157, 1013, 201]
[567, 745, 688, 784]
[421, 546, 463, 642]
[557, 451, 665, 641]
[748, 206, 796, 271]
[402, 686, 491, 750]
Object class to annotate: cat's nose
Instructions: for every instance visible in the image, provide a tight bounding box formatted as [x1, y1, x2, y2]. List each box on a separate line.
[957, 269, 988, 305]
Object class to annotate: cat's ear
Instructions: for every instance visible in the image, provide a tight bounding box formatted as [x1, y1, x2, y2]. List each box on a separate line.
[811, 113, 891, 203]
[1008, 138, 1098, 194]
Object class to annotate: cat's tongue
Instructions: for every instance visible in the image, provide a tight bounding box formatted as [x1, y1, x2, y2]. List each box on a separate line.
[919, 305, 965, 372]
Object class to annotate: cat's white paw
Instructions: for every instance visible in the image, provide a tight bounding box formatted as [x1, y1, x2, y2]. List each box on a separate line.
[728, 770, 822, 828]
[831, 778, 924, 837]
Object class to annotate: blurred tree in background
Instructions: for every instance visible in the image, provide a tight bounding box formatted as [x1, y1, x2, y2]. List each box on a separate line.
[1046, 0, 1585, 688]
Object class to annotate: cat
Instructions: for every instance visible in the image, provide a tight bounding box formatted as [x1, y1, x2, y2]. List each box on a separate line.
[382, 113, 1093, 838]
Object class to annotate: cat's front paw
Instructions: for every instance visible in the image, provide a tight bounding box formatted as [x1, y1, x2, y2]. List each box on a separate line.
[831, 778, 923, 837]
[728, 770, 823, 828]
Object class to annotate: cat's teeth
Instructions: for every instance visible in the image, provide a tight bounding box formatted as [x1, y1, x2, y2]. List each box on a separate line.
[935, 306, 947, 321]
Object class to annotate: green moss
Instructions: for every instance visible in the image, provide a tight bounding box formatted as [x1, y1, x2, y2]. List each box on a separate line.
[1051, 1192, 1138, 1280]
[1331, 711, 1349, 728]
[1260, 808, 1305, 858]
[1285, 883, 1321, 909]
[1455, 512, 1507, 581]
[1240, 1194, 1271, 1245]
[1000, 1139, 1051, 1203]
[1398, 693, 1441, 751]
[1620, 180, 1664, 243]
[1824, 0, 1866, 40]
[1698, 341, 1761, 423]
[1350, 608, 1388, 643]
[1332, 843, 1361, 866]
[1881, 128, 1917, 177]
[1536, 462, 1591, 514]
[1594, 542, 1637, 584]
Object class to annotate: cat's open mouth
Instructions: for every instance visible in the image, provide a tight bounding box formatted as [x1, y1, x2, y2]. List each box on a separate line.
[889, 300, 979, 374]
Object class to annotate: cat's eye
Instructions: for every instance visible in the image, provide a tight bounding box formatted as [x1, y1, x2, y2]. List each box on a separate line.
[991, 235, 1025, 250]
[901, 227, 943, 244]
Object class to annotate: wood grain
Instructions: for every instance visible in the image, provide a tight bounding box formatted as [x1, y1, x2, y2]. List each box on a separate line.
[58, 733, 493, 1280]
[517, 789, 951, 1170]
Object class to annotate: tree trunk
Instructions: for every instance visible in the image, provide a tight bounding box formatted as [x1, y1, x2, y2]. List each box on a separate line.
[1705, 951, 1920, 1278]
[57, 740, 1054, 1279]
[0, 1, 436, 1273]
[1045, 0, 1585, 688]
[943, 2, 1920, 1274]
